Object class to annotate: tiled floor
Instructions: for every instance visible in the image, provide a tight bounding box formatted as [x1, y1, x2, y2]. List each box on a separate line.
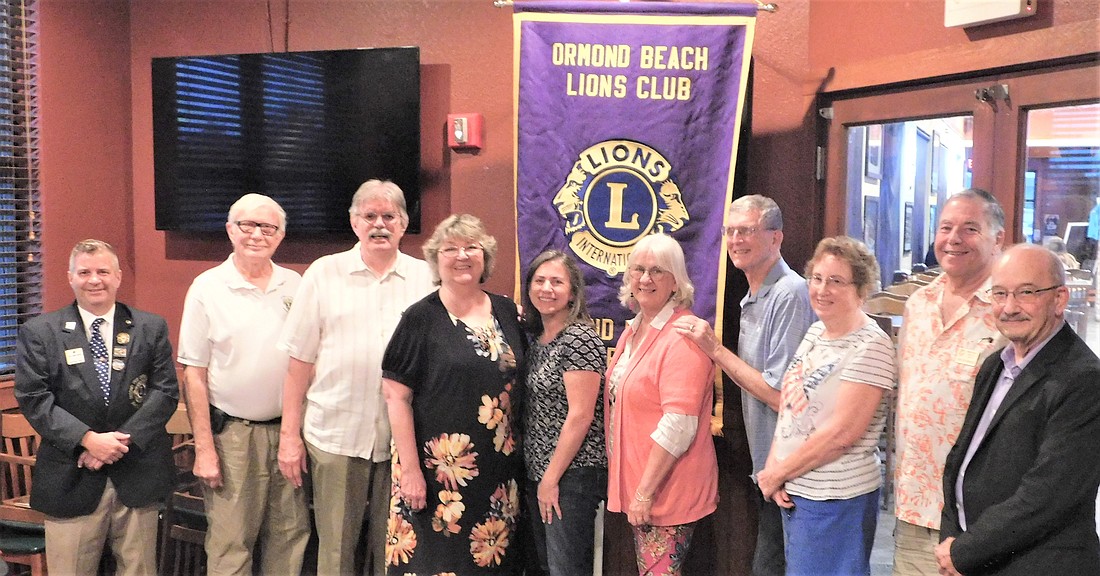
[870, 308, 1100, 576]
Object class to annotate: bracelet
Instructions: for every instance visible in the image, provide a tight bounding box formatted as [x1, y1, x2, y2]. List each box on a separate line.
[634, 490, 652, 503]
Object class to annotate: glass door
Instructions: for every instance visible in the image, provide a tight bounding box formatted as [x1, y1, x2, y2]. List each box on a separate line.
[820, 61, 1099, 288]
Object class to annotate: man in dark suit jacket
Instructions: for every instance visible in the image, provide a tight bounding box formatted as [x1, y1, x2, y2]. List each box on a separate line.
[15, 239, 179, 576]
[938, 243, 1100, 576]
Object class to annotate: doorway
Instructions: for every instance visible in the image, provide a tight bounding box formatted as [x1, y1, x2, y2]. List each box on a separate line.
[820, 60, 1099, 288]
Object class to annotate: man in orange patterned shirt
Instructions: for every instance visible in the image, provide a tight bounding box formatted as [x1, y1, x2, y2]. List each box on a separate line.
[892, 189, 1008, 576]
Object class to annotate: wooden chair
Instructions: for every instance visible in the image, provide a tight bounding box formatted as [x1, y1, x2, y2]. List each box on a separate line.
[159, 403, 207, 576]
[166, 405, 195, 478]
[159, 487, 207, 576]
[864, 293, 907, 316]
[879, 388, 898, 511]
[1067, 268, 1093, 283]
[886, 282, 923, 296]
[867, 313, 896, 344]
[1, 412, 48, 576]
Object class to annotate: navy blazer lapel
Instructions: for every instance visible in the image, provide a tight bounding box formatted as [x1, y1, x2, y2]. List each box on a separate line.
[957, 351, 1004, 455]
[60, 304, 105, 406]
[983, 324, 1073, 438]
[107, 304, 137, 409]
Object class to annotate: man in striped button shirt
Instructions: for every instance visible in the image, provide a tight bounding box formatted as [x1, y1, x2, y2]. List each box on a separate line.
[277, 180, 434, 576]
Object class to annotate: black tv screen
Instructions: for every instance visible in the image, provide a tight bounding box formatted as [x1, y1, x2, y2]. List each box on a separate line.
[152, 46, 421, 235]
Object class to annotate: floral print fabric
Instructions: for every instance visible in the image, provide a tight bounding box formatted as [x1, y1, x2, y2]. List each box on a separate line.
[632, 523, 695, 576]
[382, 292, 526, 575]
[894, 275, 1004, 529]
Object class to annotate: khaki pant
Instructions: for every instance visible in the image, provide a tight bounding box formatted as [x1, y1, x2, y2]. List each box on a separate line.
[45, 480, 159, 576]
[307, 441, 390, 576]
[204, 419, 311, 576]
[892, 519, 941, 576]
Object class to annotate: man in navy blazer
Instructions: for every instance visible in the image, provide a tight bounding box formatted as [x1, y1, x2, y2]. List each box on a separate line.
[938, 243, 1100, 575]
[15, 239, 179, 575]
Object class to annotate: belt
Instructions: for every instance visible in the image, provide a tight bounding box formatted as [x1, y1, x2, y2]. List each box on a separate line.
[225, 414, 282, 426]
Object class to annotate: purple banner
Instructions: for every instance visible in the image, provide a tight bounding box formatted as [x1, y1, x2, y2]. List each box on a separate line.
[513, 3, 756, 360]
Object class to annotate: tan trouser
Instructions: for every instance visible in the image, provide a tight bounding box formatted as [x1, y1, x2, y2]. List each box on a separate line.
[204, 419, 311, 576]
[892, 519, 941, 576]
[44, 479, 159, 576]
[307, 441, 390, 576]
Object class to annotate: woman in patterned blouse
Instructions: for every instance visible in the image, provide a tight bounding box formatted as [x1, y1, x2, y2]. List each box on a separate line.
[520, 250, 607, 576]
[757, 236, 897, 576]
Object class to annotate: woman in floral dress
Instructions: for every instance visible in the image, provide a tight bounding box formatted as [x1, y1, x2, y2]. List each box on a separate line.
[382, 214, 526, 575]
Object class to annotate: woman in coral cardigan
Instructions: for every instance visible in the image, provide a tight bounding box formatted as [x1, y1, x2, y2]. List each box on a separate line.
[604, 233, 718, 576]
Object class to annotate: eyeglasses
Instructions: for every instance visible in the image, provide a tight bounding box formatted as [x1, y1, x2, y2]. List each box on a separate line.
[808, 274, 854, 289]
[235, 220, 280, 237]
[723, 225, 776, 239]
[355, 211, 399, 224]
[439, 244, 483, 258]
[628, 266, 668, 280]
[988, 285, 1062, 304]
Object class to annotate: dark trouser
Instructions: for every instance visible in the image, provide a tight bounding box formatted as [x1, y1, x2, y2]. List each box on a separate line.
[753, 486, 786, 576]
[525, 467, 607, 576]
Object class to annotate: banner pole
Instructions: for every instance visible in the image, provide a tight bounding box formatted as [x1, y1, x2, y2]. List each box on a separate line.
[496, 0, 778, 12]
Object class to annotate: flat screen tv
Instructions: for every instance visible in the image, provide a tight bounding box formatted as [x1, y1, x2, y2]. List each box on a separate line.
[152, 46, 421, 236]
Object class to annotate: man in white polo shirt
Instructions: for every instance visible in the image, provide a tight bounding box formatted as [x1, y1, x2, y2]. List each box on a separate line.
[177, 194, 310, 575]
[277, 180, 434, 576]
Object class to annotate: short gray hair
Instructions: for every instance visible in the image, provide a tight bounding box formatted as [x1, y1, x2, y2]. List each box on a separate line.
[617, 233, 695, 310]
[350, 180, 409, 228]
[729, 194, 783, 231]
[227, 193, 287, 230]
[946, 188, 1005, 234]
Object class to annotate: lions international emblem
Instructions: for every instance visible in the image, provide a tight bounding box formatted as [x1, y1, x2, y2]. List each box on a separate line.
[128, 374, 148, 407]
[552, 140, 689, 276]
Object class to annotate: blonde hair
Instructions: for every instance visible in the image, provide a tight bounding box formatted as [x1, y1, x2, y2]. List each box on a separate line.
[423, 214, 498, 285]
[69, 239, 119, 272]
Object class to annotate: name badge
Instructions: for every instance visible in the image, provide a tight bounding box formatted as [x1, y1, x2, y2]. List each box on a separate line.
[65, 348, 85, 365]
[955, 347, 980, 367]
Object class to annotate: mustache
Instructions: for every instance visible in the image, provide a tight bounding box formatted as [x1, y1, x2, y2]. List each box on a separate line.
[998, 312, 1030, 322]
[368, 229, 392, 238]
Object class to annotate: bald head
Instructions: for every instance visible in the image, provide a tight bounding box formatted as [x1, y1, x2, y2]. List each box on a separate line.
[991, 243, 1069, 357]
[995, 244, 1066, 288]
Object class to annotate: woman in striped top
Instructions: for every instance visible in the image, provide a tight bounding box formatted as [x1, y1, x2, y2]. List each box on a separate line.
[757, 236, 897, 576]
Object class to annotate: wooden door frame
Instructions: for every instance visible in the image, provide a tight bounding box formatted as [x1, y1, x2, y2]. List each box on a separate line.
[819, 58, 1099, 244]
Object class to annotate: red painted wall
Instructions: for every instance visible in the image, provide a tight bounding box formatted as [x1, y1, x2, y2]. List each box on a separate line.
[39, 0, 134, 306]
[37, 0, 1097, 342]
[33, 1, 1097, 573]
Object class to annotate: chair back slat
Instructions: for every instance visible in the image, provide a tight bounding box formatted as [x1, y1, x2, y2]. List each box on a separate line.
[0, 412, 43, 525]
